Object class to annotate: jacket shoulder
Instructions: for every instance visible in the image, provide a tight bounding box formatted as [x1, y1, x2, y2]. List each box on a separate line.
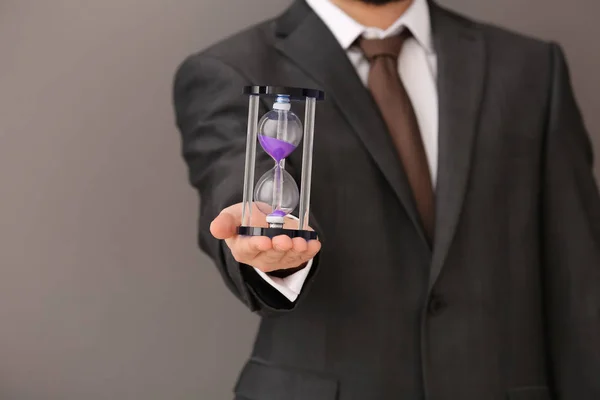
[190, 19, 277, 71]
[438, 6, 553, 55]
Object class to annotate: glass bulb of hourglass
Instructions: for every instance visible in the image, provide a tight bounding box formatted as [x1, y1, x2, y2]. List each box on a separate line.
[254, 167, 299, 217]
[255, 96, 302, 224]
[257, 98, 303, 163]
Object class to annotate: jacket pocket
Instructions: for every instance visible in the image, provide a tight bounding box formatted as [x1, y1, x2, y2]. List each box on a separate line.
[234, 359, 338, 400]
[507, 386, 551, 400]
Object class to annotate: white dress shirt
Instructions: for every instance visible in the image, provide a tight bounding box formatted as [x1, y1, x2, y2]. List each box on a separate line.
[254, 0, 439, 301]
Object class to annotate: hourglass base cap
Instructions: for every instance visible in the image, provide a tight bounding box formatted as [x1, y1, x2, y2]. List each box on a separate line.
[237, 226, 318, 241]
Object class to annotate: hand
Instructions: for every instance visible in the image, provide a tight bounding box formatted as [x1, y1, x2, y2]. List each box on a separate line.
[210, 203, 321, 273]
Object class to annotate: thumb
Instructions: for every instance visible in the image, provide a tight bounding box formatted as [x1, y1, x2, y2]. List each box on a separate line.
[210, 204, 243, 240]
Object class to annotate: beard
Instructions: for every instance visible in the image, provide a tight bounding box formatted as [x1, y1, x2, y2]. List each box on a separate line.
[356, 0, 404, 4]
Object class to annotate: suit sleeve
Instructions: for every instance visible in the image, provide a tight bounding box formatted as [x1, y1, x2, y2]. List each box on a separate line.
[172, 54, 321, 316]
[542, 43, 600, 398]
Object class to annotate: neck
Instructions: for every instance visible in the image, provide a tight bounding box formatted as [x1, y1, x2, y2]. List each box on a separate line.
[329, 0, 414, 30]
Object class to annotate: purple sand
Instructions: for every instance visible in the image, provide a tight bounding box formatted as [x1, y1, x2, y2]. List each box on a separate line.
[269, 210, 287, 217]
[258, 135, 297, 161]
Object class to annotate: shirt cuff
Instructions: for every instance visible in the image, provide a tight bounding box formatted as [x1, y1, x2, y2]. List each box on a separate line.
[252, 259, 313, 302]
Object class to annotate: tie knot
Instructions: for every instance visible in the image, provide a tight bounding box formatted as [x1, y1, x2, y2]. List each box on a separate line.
[358, 30, 410, 61]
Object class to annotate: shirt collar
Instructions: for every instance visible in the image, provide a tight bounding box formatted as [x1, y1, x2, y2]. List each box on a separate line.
[304, 0, 434, 54]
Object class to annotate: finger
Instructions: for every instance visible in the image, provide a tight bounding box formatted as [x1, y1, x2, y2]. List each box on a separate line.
[228, 235, 271, 262]
[249, 235, 272, 253]
[288, 239, 319, 265]
[285, 237, 309, 263]
[261, 235, 292, 264]
[272, 235, 294, 253]
[210, 212, 238, 240]
[306, 239, 322, 258]
[292, 237, 308, 253]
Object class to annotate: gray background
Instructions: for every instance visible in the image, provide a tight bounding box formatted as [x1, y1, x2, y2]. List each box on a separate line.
[0, 0, 597, 399]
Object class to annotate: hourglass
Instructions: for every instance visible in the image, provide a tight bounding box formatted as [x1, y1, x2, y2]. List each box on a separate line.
[237, 86, 325, 240]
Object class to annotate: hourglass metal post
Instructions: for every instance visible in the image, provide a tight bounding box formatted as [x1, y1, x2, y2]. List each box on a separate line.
[299, 97, 316, 231]
[238, 86, 325, 240]
[241, 94, 260, 228]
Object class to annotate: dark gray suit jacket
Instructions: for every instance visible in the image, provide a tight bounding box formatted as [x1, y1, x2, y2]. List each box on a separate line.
[173, 1, 600, 399]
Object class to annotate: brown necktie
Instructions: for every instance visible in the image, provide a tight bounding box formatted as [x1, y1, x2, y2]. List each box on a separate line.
[359, 32, 435, 240]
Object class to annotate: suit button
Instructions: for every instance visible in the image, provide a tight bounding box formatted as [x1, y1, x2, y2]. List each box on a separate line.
[428, 294, 447, 316]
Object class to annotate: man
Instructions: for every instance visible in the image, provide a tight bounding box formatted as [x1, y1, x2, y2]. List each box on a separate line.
[173, 0, 600, 398]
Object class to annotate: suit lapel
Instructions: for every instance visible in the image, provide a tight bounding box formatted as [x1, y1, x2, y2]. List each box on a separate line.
[274, 1, 430, 248]
[429, 3, 486, 289]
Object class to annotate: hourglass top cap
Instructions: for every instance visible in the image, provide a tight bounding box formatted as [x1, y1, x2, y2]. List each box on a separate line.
[243, 85, 325, 101]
